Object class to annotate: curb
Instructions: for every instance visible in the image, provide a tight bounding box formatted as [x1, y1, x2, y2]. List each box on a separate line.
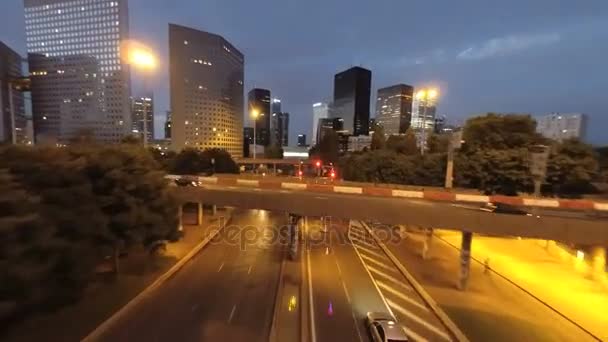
[434, 233, 603, 342]
[359, 221, 470, 342]
[82, 215, 233, 342]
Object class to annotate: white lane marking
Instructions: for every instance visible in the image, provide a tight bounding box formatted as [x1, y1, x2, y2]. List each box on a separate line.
[402, 326, 429, 342]
[352, 311, 365, 342]
[198, 176, 218, 184]
[306, 222, 318, 342]
[217, 262, 224, 272]
[387, 298, 451, 341]
[228, 304, 237, 323]
[455, 194, 489, 203]
[334, 186, 363, 194]
[353, 243, 386, 260]
[350, 235, 378, 249]
[341, 280, 351, 304]
[282, 182, 307, 190]
[247, 265, 253, 275]
[522, 198, 559, 207]
[593, 202, 608, 211]
[253, 188, 262, 192]
[392, 189, 424, 198]
[335, 259, 343, 276]
[279, 190, 291, 194]
[367, 265, 406, 286]
[314, 196, 328, 200]
[377, 281, 427, 312]
[237, 179, 259, 186]
[349, 220, 396, 318]
[361, 253, 401, 275]
[227, 186, 238, 190]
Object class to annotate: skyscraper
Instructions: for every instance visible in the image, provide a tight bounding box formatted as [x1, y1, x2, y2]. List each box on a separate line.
[312, 102, 329, 146]
[317, 117, 344, 144]
[271, 111, 289, 147]
[271, 98, 281, 116]
[375, 84, 413, 135]
[297, 134, 307, 147]
[248, 88, 271, 146]
[411, 93, 438, 130]
[0, 41, 27, 144]
[164, 110, 172, 139]
[169, 24, 244, 157]
[243, 126, 253, 157]
[536, 113, 587, 141]
[131, 95, 154, 142]
[332, 66, 371, 136]
[24, 0, 131, 144]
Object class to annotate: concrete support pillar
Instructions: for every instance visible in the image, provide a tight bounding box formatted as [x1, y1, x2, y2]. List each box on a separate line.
[197, 202, 203, 226]
[458, 231, 473, 290]
[177, 204, 183, 232]
[421, 228, 433, 260]
[591, 246, 607, 280]
[212, 205, 217, 216]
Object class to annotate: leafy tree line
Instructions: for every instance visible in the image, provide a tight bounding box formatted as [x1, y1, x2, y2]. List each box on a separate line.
[333, 113, 600, 197]
[0, 143, 179, 324]
[149, 147, 239, 175]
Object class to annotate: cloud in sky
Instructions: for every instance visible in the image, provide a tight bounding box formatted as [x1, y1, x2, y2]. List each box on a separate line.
[457, 32, 561, 60]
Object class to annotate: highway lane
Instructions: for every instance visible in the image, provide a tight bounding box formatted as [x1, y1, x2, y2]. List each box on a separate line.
[370, 223, 597, 342]
[305, 217, 455, 342]
[175, 185, 608, 245]
[93, 209, 287, 342]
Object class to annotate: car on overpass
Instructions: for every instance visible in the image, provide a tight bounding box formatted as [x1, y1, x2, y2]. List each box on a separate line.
[366, 312, 409, 341]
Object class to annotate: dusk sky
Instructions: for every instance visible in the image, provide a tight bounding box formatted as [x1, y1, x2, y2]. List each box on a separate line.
[2, 0, 607, 144]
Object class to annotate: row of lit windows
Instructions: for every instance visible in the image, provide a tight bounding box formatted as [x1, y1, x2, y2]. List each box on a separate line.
[29, 45, 120, 58]
[26, 8, 118, 23]
[26, 17, 120, 33]
[25, 1, 118, 12]
[28, 41, 119, 53]
[27, 27, 119, 41]
[26, 2, 118, 18]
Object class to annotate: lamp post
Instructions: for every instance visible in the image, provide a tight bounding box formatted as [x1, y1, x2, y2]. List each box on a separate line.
[127, 46, 157, 148]
[415, 88, 439, 155]
[251, 108, 259, 159]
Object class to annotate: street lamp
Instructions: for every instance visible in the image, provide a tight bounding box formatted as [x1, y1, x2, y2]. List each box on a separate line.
[127, 44, 157, 148]
[415, 88, 439, 155]
[251, 108, 259, 159]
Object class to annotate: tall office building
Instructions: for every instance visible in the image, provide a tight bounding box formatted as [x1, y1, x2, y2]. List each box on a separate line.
[131, 95, 153, 142]
[331, 66, 371, 136]
[312, 102, 329, 146]
[24, 0, 131, 144]
[317, 117, 344, 144]
[248, 88, 271, 146]
[375, 84, 413, 135]
[271, 111, 289, 146]
[243, 126, 253, 157]
[271, 98, 281, 115]
[164, 110, 172, 139]
[169, 24, 244, 157]
[297, 134, 307, 147]
[536, 113, 587, 141]
[411, 94, 438, 130]
[0, 41, 27, 144]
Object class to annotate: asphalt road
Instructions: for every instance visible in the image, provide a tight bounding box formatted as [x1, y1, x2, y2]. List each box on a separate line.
[304, 217, 454, 342]
[175, 185, 608, 245]
[371, 224, 598, 342]
[93, 209, 287, 342]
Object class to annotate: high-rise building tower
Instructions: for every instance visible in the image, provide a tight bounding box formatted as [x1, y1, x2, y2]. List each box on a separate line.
[375, 84, 413, 135]
[271, 98, 281, 116]
[331, 66, 371, 136]
[248, 88, 271, 146]
[24, 0, 131, 144]
[164, 110, 172, 139]
[0, 41, 27, 144]
[312, 102, 329, 146]
[297, 134, 307, 147]
[131, 95, 154, 142]
[169, 24, 244, 157]
[536, 113, 587, 141]
[411, 93, 438, 131]
[271, 111, 289, 147]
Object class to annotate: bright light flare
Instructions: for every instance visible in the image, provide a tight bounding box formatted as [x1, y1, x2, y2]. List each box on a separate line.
[576, 250, 585, 260]
[251, 108, 259, 119]
[128, 49, 156, 70]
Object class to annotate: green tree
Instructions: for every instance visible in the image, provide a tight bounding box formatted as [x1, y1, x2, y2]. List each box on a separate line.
[169, 148, 212, 175]
[461, 113, 545, 151]
[202, 148, 239, 173]
[596, 146, 608, 182]
[546, 139, 598, 197]
[370, 123, 386, 150]
[311, 130, 340, 163]
[264, 145, 284, 159]
[386, 129, 418, 155]
[426, 133, 449, 154]
[120, 135, 142, 145]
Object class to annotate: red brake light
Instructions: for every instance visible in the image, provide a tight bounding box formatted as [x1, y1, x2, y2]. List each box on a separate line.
[315, 161, 321, 167]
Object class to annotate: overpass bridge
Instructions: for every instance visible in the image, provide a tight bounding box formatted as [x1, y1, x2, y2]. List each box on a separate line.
[168, 175, 608, 288]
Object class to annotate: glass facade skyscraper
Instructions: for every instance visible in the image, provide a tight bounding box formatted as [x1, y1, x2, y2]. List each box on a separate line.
[332, 66, 371, 136]
[131, 94, 153, 142]
[169, 24, 244, 157]
[0, 41, 27, 144]
[24, 0, 131, 144]
[375, 84, 413, 135]
[248, 88, 271, 147]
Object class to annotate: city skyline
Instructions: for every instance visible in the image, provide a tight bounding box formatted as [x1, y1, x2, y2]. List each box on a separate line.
[1, 0, 607, 144]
